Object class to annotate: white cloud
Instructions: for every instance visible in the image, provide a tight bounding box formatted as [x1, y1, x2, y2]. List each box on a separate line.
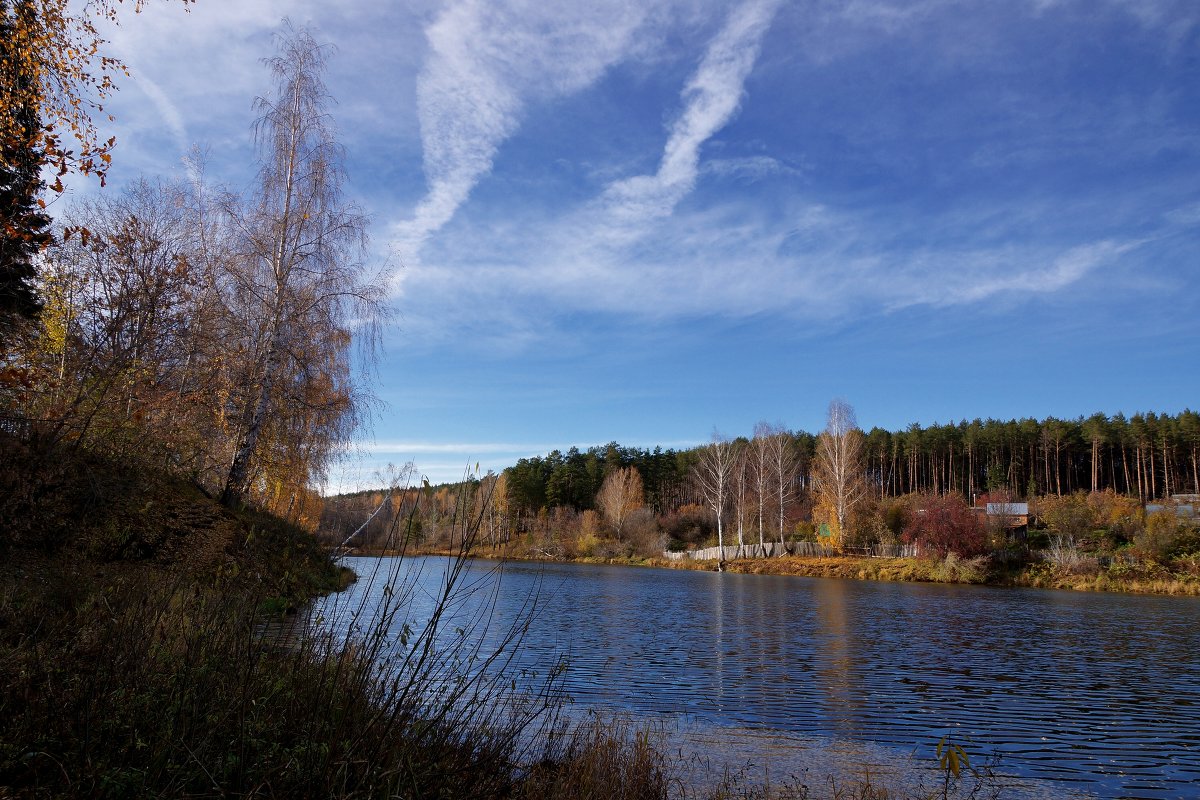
[131, 72, 189, 157]
[390, 0, 790, 330]
[879, 240, 1142, 310]
[392, 187, 1153, 353]
[393, 0, 671, 263]
[73, 0, 1192, 360]
[90, 0, 432, 192]
[1164, 203, 1200, 227]
[361, 441, 561, 455]
[599, 0, 783, 224]
[702, 155, 806, 182]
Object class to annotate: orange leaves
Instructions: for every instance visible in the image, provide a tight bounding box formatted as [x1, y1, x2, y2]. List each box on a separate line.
[0, 366, 40, 391]
[61, 225, 92, 246]
[1, 0, 188, 192]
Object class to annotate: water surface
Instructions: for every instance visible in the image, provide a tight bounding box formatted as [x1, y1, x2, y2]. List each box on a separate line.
[314, 556, 1200, 799]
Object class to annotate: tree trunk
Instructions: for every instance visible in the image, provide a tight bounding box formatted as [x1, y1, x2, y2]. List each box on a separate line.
[221, 332, 281, 506]
[1136, 447, 1144, 501]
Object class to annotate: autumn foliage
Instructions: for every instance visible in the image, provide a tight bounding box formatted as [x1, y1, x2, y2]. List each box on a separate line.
[1, 27, 383, 528]
[902, 493, 987, 559]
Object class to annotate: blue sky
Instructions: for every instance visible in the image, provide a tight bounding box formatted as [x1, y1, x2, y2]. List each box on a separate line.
[73, 0, 1199, 489]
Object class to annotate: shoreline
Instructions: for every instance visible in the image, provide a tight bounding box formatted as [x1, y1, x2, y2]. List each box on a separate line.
[338, 547, 1200, 597]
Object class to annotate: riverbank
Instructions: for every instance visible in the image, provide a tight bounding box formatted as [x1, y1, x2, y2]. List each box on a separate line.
[368, 544, 1200, 596]
[665, 552, 1200, 595]
[5, 438, 986, 799]
[0, 440, 676, 798]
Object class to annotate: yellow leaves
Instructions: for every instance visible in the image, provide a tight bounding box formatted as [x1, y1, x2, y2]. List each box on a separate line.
[38, 269, 79, 358]
[936, 736, 970, 780]
[812, 495, 842, 548]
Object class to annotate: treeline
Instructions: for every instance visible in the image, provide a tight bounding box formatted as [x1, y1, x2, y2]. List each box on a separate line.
[863, 412, 1200, 501]
[496, 411, 1200, 520]
[0, 29, 384, 528]
[319, 434, 810, 555]
[320, 410, 1200, 558]
[506, 442, 735, 517]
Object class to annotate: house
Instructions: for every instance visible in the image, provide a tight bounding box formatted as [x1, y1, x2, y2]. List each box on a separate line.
[973, 496, 1029, 538]
[1146, 495, 1199, 521]
[986, 502, 1029, 527]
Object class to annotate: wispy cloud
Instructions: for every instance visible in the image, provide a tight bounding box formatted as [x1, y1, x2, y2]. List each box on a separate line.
[702, 155, 807, 183]
[81, 0, 1197, 367]
[384, 0, 1198, 353]
[395, 189, 1161, 354]
[599, 0, 783, 225]
[360, 441, 562, 455]
[879, 240, 1143, 310]
[389, 0, 790, 334]
[393, 0, 668, 262]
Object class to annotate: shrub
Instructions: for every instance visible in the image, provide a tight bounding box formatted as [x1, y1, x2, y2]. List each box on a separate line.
[930, 553, 991, 583]
[884, 500, 910, 536]
[1135, 511, 1200, 562]
[660, 503, 713, 546]
[903, 493, 987, 559]
[791, 521, 817, 542]
[625, 508, 664, 557]
[575, 531, 601, 557]
[1038, 492, 1096, 542]
[1088, 490, 1143, 543]
[1044, 535, 1100, 575]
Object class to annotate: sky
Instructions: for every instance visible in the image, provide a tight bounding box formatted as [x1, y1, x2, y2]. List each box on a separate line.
[67, 0, 1200, 489]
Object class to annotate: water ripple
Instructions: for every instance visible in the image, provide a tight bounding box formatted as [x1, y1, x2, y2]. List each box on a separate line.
[316, 556, 1200, 800]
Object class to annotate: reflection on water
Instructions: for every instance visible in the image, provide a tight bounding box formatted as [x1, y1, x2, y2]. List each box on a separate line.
[313, 556, 1200, 799]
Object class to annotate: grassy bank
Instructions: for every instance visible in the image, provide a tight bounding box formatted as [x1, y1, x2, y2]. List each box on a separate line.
[650, 553, 1200, 595]
[1, 438, 1012, 798]
[0, 437, 643, 798]
[375, 542, 1200, 597]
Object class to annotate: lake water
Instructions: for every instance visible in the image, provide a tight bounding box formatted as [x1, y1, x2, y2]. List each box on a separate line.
[313, 556, 1200, 799]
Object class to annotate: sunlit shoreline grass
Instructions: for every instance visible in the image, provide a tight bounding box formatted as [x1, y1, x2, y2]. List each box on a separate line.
[353, 544, 1200, 598]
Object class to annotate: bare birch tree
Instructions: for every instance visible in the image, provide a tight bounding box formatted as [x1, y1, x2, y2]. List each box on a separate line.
[813, 398, 867, 547]
[753, 424, 782, 551]
[595, 465, 644, 542]
[693, 431, 735, 570]
[220, 25, 384, 507]
[733, 440, 748, 555]
[766, 426, 798, 547]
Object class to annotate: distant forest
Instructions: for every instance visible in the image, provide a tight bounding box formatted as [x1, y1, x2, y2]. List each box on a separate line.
[475, 411, 1197, 516]
[321, 411, 1200, 551]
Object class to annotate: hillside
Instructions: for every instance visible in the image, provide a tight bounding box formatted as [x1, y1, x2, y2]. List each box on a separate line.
[0, 435, 705, 799]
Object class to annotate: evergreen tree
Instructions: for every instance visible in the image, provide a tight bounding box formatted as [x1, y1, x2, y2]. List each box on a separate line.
[0, 0, 51, 338]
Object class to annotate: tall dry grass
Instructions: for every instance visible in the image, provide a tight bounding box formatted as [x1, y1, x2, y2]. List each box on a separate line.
[1, 447, 1012, 799]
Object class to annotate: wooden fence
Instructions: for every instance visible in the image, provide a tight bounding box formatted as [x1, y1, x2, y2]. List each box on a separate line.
[663, 541, 919, 562]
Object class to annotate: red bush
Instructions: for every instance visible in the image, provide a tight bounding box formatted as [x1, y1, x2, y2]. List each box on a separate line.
[903, 493, 987, 558]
